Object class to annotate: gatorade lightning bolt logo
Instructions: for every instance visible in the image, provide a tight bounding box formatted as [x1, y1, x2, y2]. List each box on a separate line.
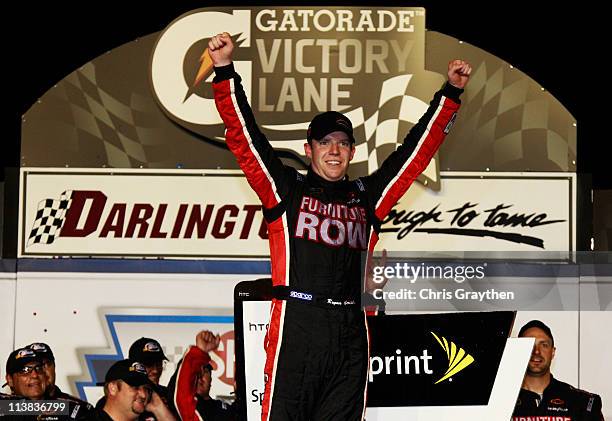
[184, 33, 246, 103]
[430, 332, 475, 384]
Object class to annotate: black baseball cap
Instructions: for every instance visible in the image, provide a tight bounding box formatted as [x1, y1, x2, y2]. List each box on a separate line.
[6, 347, 44, 375]
[307, 111, 355, 144]
[518, 320, 555, 346]
[104, 359, 152, 387]
[128, 338, 168, 365]
[29, 343, 55, 363]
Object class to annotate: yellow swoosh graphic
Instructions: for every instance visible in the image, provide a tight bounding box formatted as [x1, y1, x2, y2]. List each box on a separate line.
[431, 331, 475, 384]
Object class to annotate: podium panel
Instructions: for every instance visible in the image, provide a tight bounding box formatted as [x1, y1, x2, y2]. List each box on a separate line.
[234, 280, 529, 420]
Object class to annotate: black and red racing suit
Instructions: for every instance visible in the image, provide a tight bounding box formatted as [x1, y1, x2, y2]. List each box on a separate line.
[512, 376, 604, 421]
[212, 63, 462, 421]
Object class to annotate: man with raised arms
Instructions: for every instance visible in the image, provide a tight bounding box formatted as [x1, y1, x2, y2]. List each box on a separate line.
[208, 31, 471, 420]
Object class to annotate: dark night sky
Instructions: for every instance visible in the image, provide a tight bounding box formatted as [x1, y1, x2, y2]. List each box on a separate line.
[5, 2, 605, 187]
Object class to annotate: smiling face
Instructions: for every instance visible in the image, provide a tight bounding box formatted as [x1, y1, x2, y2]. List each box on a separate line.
[522, 327, 556, 377]
[6, 362, 48, 399]
[305, 131, 355, 182]
[108, 381, 148, 419]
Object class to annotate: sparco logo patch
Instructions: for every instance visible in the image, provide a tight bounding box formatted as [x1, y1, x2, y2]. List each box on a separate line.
[289, 291, 313, 301]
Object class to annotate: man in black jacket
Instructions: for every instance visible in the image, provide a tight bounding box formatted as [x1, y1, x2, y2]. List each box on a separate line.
[128, 338, 170, 402]
[28, 342, 94, 416]
[89, 359, 175, 421]
[4, 346, 91, 421]
[512, 320, 604, 420]
[193, 363, 235, 421]
[208, 31, 471, 421]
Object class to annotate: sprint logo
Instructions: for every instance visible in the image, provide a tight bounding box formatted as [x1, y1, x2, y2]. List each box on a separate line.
[431, 331, 475, 384]
[369, 332, 475, 384]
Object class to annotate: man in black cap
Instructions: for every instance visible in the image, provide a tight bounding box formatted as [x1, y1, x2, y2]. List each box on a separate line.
[4, 346, 91, 421]
[207, 32, 471, 420]
[512, 320, 604, 420]
[128, 338, 169, 399]
[0, 349, 39, 421]
[89, 359, 175, 421]
[4, 347, 48, 400]
[28, 342, 94, 414]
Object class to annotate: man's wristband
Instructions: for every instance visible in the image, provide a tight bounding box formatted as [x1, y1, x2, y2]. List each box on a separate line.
[213, 62, 236, 82]
[442, 81, 464, 101]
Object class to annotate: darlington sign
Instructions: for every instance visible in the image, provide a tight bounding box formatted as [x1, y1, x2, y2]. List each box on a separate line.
[19, 170, 270, 258]
[18, 169, 575, 258]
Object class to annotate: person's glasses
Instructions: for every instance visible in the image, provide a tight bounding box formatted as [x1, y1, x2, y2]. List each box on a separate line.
[17, 364, 44, 375]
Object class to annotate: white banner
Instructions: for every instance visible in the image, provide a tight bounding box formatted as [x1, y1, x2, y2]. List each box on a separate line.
[19, 168, 268, 258]
[377, 172, 576, 252]
[19, 169, 575, 258]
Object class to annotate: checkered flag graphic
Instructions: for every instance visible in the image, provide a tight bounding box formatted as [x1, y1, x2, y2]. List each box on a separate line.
[27, 190, 73, 245]
[266, 73, 429, 175]
[359, 74, 429, 173]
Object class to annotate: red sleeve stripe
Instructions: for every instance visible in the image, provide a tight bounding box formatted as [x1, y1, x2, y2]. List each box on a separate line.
[374, 96, 452, 220]
[364, 229, 381, 316]
[266, 214, 289, 287]
[283, 214, 289, 287]
[261, 214, 290, 417]
[363, 229, 378, 281]
[261, 299, 287, 421]
[228, 78, 281, 208]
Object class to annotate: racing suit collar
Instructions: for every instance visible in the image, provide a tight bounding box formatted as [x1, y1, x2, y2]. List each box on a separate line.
[544, 375, 558, 393]
[523, 374, 557, 400]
